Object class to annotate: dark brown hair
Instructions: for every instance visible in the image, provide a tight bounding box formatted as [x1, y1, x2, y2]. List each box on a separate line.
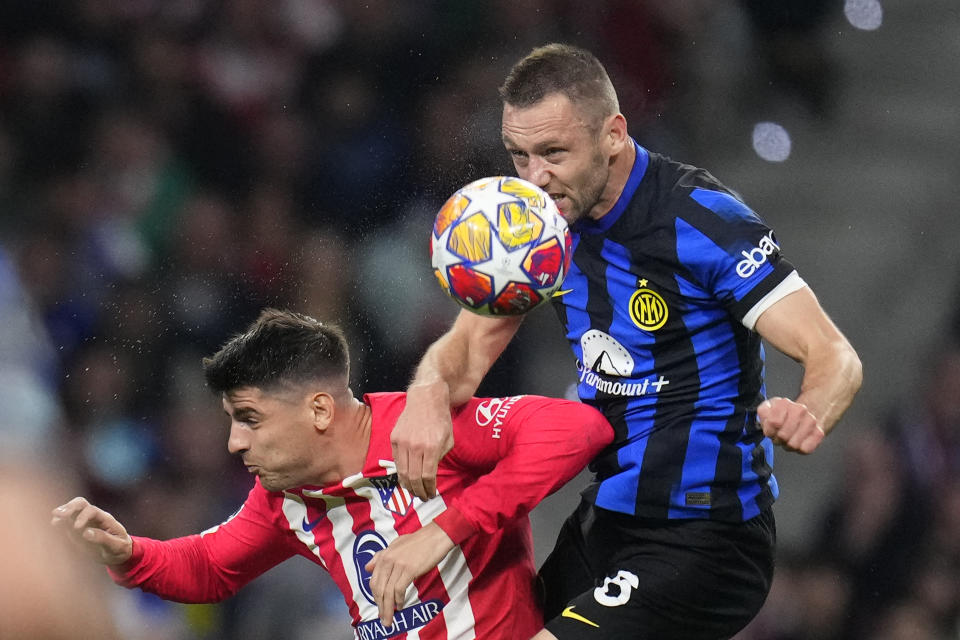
[203, 308, 349, 393]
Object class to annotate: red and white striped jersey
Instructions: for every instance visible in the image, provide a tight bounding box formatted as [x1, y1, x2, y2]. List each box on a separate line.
[109, 392, 612, 639]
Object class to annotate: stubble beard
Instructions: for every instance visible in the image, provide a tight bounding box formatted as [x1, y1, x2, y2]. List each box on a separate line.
[575, 151, 611, 223]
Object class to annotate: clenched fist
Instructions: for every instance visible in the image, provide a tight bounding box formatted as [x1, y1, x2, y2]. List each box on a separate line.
[757, 397, 825, 454]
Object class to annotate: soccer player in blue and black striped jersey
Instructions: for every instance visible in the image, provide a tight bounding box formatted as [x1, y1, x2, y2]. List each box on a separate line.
[392, 44, 862, 639]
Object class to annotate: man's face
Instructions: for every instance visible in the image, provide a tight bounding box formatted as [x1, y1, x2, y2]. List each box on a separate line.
[222, 386, 317, 492]
[502, 93, 611, 225]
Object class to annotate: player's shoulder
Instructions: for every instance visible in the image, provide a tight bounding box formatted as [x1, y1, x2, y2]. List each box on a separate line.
[646, 152, 763, 231]
[647, 152, 736, 204]
[451, 394, 543, 424]
[458, 394, 592, 421]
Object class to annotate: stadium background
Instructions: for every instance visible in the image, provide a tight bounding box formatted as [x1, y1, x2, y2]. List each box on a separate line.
[1, 1, 958, 638]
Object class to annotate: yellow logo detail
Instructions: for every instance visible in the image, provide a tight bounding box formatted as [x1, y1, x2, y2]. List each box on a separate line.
[552, 288, 574, 298]
[561, 606, 599, 628]
[629, 288, 668, 331]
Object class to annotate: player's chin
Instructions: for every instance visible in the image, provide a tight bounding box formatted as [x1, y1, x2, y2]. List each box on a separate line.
[258, 474, 287, 492]
[556, 203, 582, 226]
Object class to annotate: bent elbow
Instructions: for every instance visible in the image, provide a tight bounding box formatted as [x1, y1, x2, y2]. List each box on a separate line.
[841, 341, 864, 395]
[851, 353, 864, 393]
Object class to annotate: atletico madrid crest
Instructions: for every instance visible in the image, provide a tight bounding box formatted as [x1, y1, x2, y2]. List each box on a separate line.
[370, 474, 413, 516]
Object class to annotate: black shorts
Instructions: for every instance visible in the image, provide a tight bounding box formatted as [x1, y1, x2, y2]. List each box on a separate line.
[539, 498, 776, 640]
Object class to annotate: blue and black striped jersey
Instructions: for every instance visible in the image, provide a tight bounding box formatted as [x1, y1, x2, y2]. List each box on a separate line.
[555, 140, 806, 522]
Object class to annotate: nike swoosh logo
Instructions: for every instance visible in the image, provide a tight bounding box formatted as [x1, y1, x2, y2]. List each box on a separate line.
[561, 606, 599, 628]
[552, 289, 574, 298]
[302, 515, 324, 532]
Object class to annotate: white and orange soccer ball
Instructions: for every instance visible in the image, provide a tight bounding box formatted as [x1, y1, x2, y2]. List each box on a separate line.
[430, 176, 572, 316]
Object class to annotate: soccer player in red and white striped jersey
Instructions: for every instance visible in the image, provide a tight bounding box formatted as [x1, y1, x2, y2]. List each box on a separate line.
[52, 309, 612, 640]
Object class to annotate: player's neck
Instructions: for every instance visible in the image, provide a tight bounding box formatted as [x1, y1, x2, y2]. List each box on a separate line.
[339, 399, 373, 476]
[310, 398, 372, 486]
[353, 401, 373, 451]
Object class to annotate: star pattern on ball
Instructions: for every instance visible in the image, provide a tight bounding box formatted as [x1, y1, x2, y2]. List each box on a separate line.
[470, 226, 532, 299]
[462, 187, 522, 218]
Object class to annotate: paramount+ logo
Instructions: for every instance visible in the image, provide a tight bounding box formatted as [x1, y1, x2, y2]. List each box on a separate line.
[736, 231, 779, 278]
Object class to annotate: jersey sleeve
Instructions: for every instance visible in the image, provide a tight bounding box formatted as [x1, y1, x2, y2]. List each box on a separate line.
[433, 396, 613, 544]
[107, 480, 296, 603]
[674, 186, 806, 328]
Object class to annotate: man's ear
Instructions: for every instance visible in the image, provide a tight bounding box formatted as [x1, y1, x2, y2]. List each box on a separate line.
[311, 392, 335, 432]
[605, 113, 629, 155]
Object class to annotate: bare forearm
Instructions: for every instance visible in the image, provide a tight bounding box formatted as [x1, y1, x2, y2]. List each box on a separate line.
[409, 312, 521, 407]
[395, 312, 522, 497]
[795, 338, 863, 435]
[410, 331, 483, 407]
[754, 286, 862, 453]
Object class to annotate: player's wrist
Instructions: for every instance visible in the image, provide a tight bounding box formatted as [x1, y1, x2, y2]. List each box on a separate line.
[406, 379, 451, 406]
[109, 535, 136, 566]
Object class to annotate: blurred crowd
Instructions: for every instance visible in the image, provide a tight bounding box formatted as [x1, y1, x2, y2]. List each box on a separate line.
[1, 1, 954, 639]
[736, 338, 960, 640]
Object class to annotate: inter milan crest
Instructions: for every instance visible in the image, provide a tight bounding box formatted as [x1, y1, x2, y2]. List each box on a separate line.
[370, 474, 414, 517]
[629, 278, 668, 331]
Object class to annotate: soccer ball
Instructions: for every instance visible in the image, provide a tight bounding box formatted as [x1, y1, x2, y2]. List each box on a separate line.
[430, 176, 572, 315]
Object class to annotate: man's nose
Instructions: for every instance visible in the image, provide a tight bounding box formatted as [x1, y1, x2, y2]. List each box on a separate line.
[227, 423, 249, 455]
[523, 157, 551, 189]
